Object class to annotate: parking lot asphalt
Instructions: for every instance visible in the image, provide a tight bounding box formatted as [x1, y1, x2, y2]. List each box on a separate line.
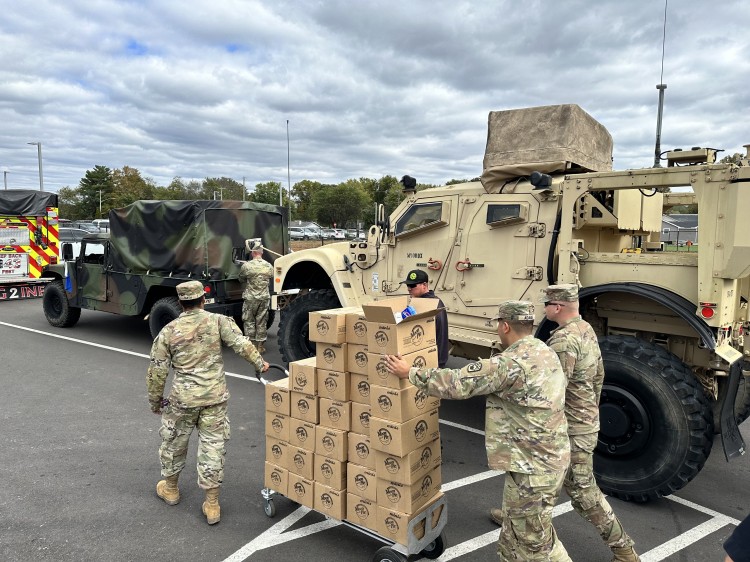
[1, 297, 749, 561]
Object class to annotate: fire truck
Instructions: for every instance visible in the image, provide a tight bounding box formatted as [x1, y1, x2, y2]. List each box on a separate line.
[0, 190, 59, 300]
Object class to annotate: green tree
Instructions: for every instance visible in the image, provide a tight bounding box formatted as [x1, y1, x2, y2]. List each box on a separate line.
[78, 165, 114, 219]
[251, 181, 290, 207]
[721, 153, 744, 165]
[446, 177, 480, 185]
[57, 186, 84, 220]
[202, 177, 246, 201]
[312, 180, 371, 228]
[111, 166, 156, 211]
[292, 179, 326, 221]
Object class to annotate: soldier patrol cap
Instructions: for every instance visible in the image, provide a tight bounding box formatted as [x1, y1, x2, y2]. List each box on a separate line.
[540, 283, 579, 304]
[402, 269, 429, 285]
[176, 280, 205, 300]
[492, 300, 535, 321]
[250, 240, 264, 252]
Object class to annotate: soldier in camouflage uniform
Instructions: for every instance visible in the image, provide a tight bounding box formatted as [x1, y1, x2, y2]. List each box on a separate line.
[238, 241, 274, 353]
[385, 301, 571, 561]
[147, 280, 269, 525]
[540, 284, 639, 561]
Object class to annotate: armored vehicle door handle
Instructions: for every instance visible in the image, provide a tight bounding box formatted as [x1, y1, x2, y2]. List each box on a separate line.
[427, 258, 442, 270]
[456, 259, 485, 271]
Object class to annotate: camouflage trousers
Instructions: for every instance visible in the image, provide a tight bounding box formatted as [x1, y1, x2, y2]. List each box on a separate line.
[158, 401, 230, 489]
[242, 297, 270, 341]
[563, 433, 635, 549]
[497, 470, 571, 561]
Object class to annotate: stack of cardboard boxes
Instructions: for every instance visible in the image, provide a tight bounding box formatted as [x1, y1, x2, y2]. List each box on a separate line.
[264, 297, 445, 546]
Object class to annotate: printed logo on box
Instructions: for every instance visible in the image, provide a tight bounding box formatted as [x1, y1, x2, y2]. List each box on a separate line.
[297, 399, 310, 415]
[293, 482, 307, 498]
[374, 330, 389, 347]
[359, 411, 370, 428]
[385, 486, 402, 504]
[375, 360, 389, 380]
[271, 392, 283, 407]
[355, 441, 370, 459]
[355, 351, 367, 368]
[270, 470, 282, 486]
[384, 516, 400, 534]
[322, 435, 335, 452]
[321, 493, 334, 509]
[420, 475, 433, 496]
[414, 420, 428, 442]
[357, 380, 370, 397]
[316, 319, 330, 335]
[377, 395, 393, 412]
[323, 348, 336, 364]
[324, 377, 337, 392]
[354, 502, 370, 519]
[296, 426, 309, 442]
[354, 321, 367, 338]
[320, 462, 333, 479]
[327, 406, 341, 422]
[354, 473, 370, 491]
[295, 372, 308, 388]
[294, 454, 306, 470]
[271, 418, 284, 434]
[271, 444, 282, 460]
[384, 456, 400, 474]
[412, 355, 427, 369]
[410, 325, 425, 345]
[421, 446, 433, 468]
[377, 428, 392, 445]
[414, 390, 428, 410]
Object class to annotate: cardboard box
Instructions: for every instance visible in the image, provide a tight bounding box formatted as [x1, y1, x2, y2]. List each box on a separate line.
[318, 397, 351, 431]
[346, 493, 378, 531]
[287, 473, 315, 509]
[290, 391, 319, 424]
[370, 408, 440, 456]
[370, 384, 441, 423]
[350, 401, 371, 436]
[346, 310, 368, 345]
[347, 344, 370, 375]
[349, 373, 371, 404]
[368, 347, 439, 389]
[315, 425, 348, 462]
[289, 357, 317, 394]
[265, 437, 289, 469]
[264, 462, 288, 496]
[347, 463, 377, 502]
[288, 418, 316, 451]
[265, 378, 291, 415]
[314, 482, 347, 520]
[316, 369, 350, 402]
[376, 466, 441, 514]
[377, 492, 445, 545]
[288, 445, 315, 479]
[374, 437, 441, 485]
[363, 296, 439, 356]
[316, 342, 348, 372]
[348, 433, 375, 469]
[309, 308, 358, 344]
[265, 412, 290, 442]
[315, 456, 347, 490]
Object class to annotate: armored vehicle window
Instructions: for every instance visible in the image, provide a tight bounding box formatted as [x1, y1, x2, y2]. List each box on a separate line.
[395, 202, 443, 235]
[486, 203, 528, 227]
[82, 242, 105, 265]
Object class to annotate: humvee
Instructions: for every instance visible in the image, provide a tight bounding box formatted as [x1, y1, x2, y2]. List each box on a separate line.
[42, 199, 288, 338]
[272, 104, 750, 502]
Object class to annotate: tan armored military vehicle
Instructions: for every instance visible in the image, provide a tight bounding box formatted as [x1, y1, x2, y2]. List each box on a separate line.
[272, 104, 750, 502]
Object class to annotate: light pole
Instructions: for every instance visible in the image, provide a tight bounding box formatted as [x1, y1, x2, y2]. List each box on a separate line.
[27, 142, 44, 191]
[3, 170, 8, 190]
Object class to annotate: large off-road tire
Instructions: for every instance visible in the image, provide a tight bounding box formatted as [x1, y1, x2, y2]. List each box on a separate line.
[149, 297, 182, 339]
[42, 280, 81, 328]
[595, 335, 714, 502]
[278, 290, 340, 363]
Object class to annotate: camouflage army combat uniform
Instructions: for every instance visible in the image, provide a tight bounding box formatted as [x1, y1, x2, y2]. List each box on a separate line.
[147, 281, 264, 524]
[238, 244, 274, 352]
[543, 284, 639, 561]
[408, 301, 571, 561]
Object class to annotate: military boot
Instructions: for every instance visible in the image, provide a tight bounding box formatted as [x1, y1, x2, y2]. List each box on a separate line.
[257, 340, 266, 354]
[156, 474, 180, 505]
[611, 546, 640, 562]
[489, 508, 502, 527]
[202, 487, 221, 525]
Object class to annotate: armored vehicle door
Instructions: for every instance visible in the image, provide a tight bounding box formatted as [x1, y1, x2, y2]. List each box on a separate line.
[388, 196, 458, 294]
[78, 239, 107, 302]
[455, 194, 548, 309]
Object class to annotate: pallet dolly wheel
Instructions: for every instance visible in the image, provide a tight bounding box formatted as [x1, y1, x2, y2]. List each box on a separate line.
[371, 546, 408, 562]
[419, 531, 447, 559]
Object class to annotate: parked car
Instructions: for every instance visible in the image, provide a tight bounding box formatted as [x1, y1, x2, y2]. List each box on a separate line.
[74, 222, 100, 233]
[331, 229, 346, 240]
[289, 227, 307, 240]
[92, 219, 110, 232]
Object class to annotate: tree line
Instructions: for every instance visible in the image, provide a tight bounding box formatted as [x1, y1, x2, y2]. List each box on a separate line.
[57, 165, 478, 229]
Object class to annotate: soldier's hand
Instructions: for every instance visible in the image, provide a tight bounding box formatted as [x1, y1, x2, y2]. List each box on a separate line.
[261, 361, 270, 373]
[384, 354, 410, 378]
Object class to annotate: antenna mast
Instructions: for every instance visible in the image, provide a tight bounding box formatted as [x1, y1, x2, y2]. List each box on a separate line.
[653, 0, 668, 168]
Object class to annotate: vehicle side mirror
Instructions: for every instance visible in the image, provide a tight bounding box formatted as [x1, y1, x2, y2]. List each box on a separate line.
[62, 243, 74, 261]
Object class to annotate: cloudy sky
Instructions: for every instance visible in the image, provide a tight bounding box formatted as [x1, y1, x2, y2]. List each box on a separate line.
[2, 0, 748, 194]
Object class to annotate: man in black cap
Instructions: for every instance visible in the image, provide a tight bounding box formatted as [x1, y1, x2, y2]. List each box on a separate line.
[402, 269, 449, 367]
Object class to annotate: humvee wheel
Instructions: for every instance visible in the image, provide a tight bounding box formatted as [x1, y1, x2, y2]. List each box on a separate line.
[42, 280, 81, 328]
[278, 290, 340, 363]
[149, 297, 182, 338]
[595, 335, 713, 502]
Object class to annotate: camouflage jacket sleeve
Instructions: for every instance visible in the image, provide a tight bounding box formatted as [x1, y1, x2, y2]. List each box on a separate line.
[146, 327, 172, 402]
[219, 315, 264, 371]
[408, 356, 516, 399]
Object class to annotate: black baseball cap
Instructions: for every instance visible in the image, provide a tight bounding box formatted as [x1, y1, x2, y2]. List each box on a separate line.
[402, 269, 429, 285]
